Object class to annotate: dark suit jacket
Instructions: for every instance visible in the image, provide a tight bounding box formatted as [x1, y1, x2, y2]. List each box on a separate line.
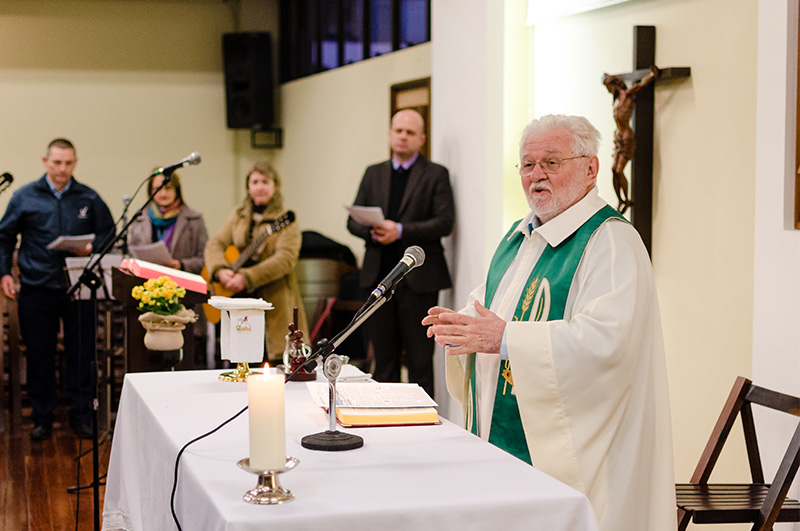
[347, 155, 455, 294]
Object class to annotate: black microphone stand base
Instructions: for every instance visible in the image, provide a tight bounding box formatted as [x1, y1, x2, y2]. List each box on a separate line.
[301, 430, 363, 451]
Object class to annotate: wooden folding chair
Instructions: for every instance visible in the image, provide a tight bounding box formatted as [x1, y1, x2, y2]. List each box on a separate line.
[676, 376, 800, 530]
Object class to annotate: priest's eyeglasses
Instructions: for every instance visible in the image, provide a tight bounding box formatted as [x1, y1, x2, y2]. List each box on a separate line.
[515, 156, 588, 176]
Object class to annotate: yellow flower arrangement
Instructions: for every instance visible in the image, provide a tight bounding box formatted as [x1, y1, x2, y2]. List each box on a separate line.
[131, 276, 187, 316]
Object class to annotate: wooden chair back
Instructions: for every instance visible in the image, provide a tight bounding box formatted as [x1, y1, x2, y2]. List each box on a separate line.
[676, 376, 800, 530]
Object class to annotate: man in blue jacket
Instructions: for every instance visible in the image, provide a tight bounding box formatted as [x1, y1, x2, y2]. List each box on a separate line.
[0, 138, 115, 441]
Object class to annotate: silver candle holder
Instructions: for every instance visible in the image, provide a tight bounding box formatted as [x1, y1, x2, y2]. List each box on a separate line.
[237, 456, 299, 504]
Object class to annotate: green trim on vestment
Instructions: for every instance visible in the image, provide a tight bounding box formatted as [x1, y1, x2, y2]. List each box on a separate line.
[469, 205, 624, 464]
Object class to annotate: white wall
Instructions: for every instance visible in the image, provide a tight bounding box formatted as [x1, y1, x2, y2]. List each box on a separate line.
[527, 0, 759, 488]
[431, 0, 532, 418]
[753, 0, 800, 516]
[432, 0, 800, 525]
[432, 0, 765, 506]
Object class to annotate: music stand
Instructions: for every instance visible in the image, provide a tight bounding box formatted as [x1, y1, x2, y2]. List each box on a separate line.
[66, 168, 183, 531]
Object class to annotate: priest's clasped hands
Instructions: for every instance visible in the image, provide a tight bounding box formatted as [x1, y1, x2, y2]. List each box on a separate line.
[422, 301, 506, 356]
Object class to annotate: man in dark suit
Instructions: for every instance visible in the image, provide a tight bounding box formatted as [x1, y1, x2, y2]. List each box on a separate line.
[347, 108, 455, 397]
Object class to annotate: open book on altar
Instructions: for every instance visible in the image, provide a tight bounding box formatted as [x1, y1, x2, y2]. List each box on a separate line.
[306, 381, 440, 427]
[119, 258, 207, 294]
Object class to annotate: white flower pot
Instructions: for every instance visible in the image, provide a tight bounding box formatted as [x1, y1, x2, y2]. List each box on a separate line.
[138, 309, 197, 351]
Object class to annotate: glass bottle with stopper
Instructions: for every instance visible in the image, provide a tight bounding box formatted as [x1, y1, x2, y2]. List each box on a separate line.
[282, 307, 316, 381]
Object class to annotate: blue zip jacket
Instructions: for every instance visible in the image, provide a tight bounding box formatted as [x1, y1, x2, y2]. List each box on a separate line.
[0, 175, 115, 290]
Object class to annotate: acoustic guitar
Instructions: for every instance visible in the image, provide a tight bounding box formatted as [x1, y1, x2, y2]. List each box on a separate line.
[201, 211, 295, 324]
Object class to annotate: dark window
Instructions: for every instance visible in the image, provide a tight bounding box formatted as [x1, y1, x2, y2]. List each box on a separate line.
[399, 0, 428, 49]
[320, 0, 340, 70]
[370, 0, 392, 58]
[343, 0, 364, 65]
[280, 0, 430, 82]
[306, 2, 320, 76]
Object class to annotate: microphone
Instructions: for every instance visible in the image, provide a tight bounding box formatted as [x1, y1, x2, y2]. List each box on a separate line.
[0, 172, 13, 195]
[368, 246, 425, 302]
[153, 152, 201, 176]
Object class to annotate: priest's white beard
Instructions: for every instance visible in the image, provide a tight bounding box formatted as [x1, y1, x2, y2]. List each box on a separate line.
[526, 179, 588, 222]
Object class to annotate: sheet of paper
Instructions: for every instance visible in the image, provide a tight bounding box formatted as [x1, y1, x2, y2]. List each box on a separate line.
[46, 234, 94, 251]
[345, 205, 385, 226]
[306, 381, 438, 408]
[129, 241, 173, 266]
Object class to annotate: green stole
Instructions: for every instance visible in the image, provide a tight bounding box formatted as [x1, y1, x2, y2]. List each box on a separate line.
[469, 205, 624, 464]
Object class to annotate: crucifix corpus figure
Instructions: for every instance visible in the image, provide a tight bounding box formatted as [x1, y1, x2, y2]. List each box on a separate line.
[603, 65, 660, 214]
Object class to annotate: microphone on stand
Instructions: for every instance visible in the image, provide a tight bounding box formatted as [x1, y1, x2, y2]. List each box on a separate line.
[294, 248, 424, 452]
[0, 172, 14, 195]
[295, 246, 426, 374]
[152, 152, 201, 176]
[366, 246, 425, 303]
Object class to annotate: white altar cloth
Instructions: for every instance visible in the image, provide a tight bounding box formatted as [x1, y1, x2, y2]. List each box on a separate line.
[102, 370, 599, 531]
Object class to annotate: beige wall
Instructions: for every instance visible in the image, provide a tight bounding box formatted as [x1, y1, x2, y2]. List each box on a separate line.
[269, 45, 433, 261]
[0, 0, 258, 236]
[526, 0, 758, 484]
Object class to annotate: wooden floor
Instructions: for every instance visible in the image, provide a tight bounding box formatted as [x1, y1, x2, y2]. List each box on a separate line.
[0, 407, 111, 531]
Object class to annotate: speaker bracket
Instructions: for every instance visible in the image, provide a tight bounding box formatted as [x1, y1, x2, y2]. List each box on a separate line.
[250, 127, 283, 149]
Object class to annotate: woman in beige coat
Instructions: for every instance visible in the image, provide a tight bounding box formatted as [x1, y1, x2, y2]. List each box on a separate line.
[204, 160, 308, 361]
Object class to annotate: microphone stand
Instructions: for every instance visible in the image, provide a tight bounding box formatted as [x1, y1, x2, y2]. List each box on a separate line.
[66, 169, 178, 531]
[287, 292, 390, 451]
[119, 195, 132, 255]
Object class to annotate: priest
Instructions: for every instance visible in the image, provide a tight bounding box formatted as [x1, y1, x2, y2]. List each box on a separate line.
[422, 114, 676, 531]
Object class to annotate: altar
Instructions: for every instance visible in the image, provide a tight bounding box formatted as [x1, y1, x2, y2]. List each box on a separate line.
[101, 369, 599, 531]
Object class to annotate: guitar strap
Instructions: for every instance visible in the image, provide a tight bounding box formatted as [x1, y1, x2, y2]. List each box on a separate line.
[244, 214, 272, 268]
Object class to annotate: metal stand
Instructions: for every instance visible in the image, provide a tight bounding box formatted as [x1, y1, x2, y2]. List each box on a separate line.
[288, 294, 389, 451]
[65, 269, 105, 531]
[300, 355, 363, 451]
[237, 457, 299, 504]
[66, 167, 184, 531]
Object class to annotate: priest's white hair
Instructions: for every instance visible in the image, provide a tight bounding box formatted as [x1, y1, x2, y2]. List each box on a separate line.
[519, 114, 601, 158]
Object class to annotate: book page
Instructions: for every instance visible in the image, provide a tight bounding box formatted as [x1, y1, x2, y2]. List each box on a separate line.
[306, 382, 437, 408]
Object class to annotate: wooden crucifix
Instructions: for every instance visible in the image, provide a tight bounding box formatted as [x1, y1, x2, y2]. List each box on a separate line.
[603, 25, 690, 256]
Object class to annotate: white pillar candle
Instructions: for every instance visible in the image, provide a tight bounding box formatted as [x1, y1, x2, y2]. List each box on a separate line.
[246, 371, 286, 470]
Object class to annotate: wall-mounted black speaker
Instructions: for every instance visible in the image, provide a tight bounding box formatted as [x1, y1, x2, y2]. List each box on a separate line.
[222, 32, 274, 129]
